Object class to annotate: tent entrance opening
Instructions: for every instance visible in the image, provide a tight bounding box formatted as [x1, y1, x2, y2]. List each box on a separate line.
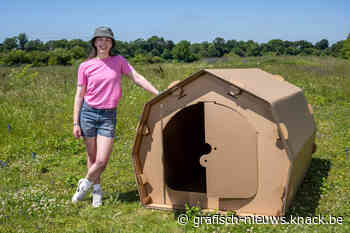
[163, 102, 208, 193]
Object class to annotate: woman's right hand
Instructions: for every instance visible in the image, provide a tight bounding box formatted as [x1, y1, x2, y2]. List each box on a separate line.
[73, 125, 82, 139]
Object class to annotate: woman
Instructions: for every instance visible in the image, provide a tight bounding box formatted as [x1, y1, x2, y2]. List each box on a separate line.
[72, 26, 159, 207]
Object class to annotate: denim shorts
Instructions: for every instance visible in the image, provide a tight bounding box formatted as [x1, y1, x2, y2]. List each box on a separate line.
[79, 101, 117, 138]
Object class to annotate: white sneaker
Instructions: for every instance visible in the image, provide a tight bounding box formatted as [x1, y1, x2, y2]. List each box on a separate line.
[92, 189, 103, 208]
[72, 178, 92, 203]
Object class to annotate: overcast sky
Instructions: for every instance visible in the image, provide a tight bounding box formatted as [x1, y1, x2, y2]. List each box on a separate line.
[1, 0, 349, 45]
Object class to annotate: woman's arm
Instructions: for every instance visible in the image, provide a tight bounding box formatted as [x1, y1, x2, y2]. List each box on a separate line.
[73, 85, 86, 138]
[127, 67, 159, 95]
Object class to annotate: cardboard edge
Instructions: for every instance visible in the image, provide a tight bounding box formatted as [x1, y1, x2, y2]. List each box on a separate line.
[131, 102, 152, 206]
[143, 204, 284, 217]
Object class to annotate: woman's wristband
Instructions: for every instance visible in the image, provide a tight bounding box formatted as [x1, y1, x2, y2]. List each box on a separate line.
[73, 123, 79, 126]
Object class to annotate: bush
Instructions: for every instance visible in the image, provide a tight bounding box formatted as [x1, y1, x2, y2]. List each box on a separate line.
[130, 53, 151, 64]
[343, 33, 350, 60]
[0, 50, 49, 66]
[25, 51, 49, 66]
[2, 50, 30, 66]
[150, 56, 165, 64]
[48, 48, 72, 65]
[130, 53, 165, 64]
[171, 40, 198, 62]
[70, 46, 87, 60]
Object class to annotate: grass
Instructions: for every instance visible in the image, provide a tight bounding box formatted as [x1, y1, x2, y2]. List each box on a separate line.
[0, 55, 349, 232]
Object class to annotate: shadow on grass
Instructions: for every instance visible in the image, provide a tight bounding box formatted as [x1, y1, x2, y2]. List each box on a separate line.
[286, 157, 331, 217]
[118, 190, 139, 203]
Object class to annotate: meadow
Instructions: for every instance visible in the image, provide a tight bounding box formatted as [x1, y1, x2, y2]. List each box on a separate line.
[0, 55, 349, 232]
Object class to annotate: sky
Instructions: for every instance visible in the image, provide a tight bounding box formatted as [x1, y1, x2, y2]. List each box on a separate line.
[1, 0, 349, 45]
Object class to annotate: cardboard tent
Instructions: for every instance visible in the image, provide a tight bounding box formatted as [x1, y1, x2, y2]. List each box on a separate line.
[132, 68, 316, 216]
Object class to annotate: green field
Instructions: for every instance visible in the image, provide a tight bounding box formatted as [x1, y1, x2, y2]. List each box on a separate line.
[0, 56, 349, 232]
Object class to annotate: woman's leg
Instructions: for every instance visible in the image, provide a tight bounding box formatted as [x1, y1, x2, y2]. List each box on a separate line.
[72, 137, 97, 203]
[86, 135, 114, 183]
[84, 137, 97, 183]
[86, 135, 114, 207]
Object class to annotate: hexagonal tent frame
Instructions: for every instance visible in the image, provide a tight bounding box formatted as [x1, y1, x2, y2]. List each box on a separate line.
[132, 68, 316, 216]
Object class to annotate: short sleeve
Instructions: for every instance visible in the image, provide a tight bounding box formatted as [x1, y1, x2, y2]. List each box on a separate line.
[77, 63, 87, 86]
[119, 56, 132, 75]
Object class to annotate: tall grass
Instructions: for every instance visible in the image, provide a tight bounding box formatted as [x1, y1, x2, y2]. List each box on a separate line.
[0, 56, 349, 232]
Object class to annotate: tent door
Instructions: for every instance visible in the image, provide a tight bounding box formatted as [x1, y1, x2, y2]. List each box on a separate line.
[200, 102, 258, 198]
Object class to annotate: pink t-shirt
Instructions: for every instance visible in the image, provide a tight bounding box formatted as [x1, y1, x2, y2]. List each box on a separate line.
[77, 55, 132, 109]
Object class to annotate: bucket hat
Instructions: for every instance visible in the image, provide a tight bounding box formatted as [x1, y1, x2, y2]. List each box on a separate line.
[91, 26, 115, 42]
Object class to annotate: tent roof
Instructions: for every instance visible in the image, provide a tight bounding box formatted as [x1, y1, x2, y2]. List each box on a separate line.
[202, 68, 301, 104]
[150, 68, 302, 106]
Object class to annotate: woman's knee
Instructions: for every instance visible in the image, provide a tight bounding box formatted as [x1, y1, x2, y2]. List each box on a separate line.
[88, 156, 96, 164]
[95, 160, 108, 170]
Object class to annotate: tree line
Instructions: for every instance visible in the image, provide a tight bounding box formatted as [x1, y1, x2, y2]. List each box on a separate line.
[0, 33, 349, 66]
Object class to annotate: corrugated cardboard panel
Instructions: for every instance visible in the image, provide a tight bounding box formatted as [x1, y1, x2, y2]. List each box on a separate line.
[132, 68, 315, 216]
[285, 134, 315, 209]
[204, 68, 300, 104]
[272, 91, 316, 158]
[136, 102, 165, 204]
[203, 102, 258, 198]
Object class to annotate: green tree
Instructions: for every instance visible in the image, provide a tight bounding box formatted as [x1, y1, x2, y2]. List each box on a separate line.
[134, 48, 147, 55]
[267, 39, 285, 55]
[48, 48, 72, 65]
[315, 39, 329, 50]
[342, 33, 350, 60]
[330, 40, 344, 57]
[17, 33, 28, 50]
[25, 51, 49, 66]
[131, 38, 149, 54]
[151, 48, 161, 57]
[71, 46, 87, 59]
[286, 46, 298, 55]
[161, 48, 173, 60]
[226, 40, 238, 52]
[3, 37, 18, 51]
[130, 53, 152, 64]
[147, 36, 166, 55]
[67, 39, 89, 50]
[45, 39, 69, 50]
[231, 43, 245, 57]
[208, 44, 220, 57]
[260, 43, 270, 55]
[165, 40, 175, 50]
[114, 40, 132, 58]
[172, 40, 197, 62]
[301, 47, 314, 56]
[199, 48, 209, 58]
[198, 41, 209, 58]
[235, 41, 250, 57]
[24, 39, 45, 51]
[190, 43, 201, 57]
[2, 50, 29, 65]
[295, 40, 313, 55]
[212, 37, 226, 56]
[246, 40, 261, 56]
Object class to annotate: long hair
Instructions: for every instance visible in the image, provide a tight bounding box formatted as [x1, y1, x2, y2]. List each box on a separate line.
[87, 38, 116, 59]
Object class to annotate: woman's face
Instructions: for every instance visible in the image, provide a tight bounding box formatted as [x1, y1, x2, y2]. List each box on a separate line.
[94, 37, 113, 55]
